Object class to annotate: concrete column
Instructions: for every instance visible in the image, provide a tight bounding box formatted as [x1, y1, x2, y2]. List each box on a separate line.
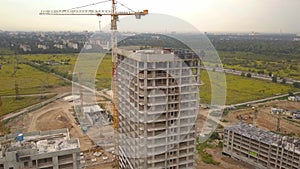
[267, 144, 271, 168]
[298, 155, 300, 169]
[52, 156, 58, 169]
[279, 148, 284, 169]
[231, 131, 235, 154]
[73, 153, 78, 169]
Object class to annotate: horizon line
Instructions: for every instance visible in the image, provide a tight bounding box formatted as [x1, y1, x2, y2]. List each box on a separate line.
[0, 29, 298, 35]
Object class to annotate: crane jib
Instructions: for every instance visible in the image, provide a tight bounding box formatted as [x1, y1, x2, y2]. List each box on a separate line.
[39, 10, 147, 16]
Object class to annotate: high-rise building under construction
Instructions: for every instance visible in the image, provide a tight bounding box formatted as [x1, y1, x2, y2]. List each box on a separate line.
[116, 48, 200, 169]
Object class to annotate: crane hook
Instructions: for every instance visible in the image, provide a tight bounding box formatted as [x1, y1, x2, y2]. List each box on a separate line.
[98, 15, 102, 32]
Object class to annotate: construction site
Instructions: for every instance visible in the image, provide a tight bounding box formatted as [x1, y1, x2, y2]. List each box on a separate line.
[0, 128, 80, 169]
[2, 46, 202, 169]
[223, 123, 300, 169]
[223, 100, 300, 136]
[0, 1, 300, 169]
[1, 55, 300, 169]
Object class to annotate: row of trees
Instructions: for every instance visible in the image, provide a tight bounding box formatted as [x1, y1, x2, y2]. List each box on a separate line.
[293, 82, 300, 88]
[25, 61, 72, 80]
[240, 72, 289, 84]
[211, 35, 300, 58]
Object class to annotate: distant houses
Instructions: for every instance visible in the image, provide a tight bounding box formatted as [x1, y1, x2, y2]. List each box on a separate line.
[19, 44, 31, 52]
[53, 44, 64, 49]
[37, 44, 49, 50]
[67, 42, 78, 49]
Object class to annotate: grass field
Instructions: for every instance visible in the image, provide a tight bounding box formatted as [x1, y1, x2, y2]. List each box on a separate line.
[0, 63, 64, 96]
[200, 70, 299, 105]
[219, 51, 300, 80]
[22, 53, 77, 78]
[21, 53, 112, 90]
[20, 53, 300, 105]
[0, 95, 56, 116]
[96, 55, 112, 89]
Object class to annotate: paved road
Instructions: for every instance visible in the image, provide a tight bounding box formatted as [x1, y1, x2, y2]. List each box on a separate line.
[2, 93, 55, 98]
[229, 91, 300, 108]
[223, 68, 297, 84]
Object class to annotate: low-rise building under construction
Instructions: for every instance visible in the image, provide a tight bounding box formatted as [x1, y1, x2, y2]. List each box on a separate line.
[223, 123, 300, 169]
[0, 128, 80, 169]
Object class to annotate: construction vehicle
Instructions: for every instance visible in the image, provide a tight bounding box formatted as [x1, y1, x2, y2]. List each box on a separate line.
[40, 1, 148, 167]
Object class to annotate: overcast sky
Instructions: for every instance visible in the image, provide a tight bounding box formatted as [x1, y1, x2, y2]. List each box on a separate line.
[1, 0, 300, 33]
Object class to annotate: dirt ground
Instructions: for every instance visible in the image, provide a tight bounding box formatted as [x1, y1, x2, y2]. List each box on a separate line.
[7, 99, 94, 151]
[196, 148, 255, 169]
[6, 93, 114, 168]
[224, 100, 300, 135]
[85, 163, 113, 169]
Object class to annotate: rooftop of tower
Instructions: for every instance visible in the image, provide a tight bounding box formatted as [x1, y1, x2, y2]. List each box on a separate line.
[117, 48, 199, 62]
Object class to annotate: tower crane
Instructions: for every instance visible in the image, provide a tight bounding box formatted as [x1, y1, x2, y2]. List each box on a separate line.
[40, 0, 148, 167]
[40, 0, 147, 129]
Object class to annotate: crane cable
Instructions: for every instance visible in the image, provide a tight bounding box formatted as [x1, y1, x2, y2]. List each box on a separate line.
[117, 1, 136, 12]
[66, 0, 137, 13]
[98, 15, 102, 32]
[67, 0, 111, 10]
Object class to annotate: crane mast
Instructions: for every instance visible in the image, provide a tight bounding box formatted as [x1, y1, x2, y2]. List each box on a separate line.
[111, 0, 118, 130]
[40, 1, 148, 168]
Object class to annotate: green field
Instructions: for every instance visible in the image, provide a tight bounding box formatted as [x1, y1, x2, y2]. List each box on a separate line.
[200, 70, 299, 105]
[1, 95, 55, 116]
[219, 51, 300, 80]
[95, 55, 112, 89]
[21, 53, 112, 90]
[22, 53, 77, 73]
[0, 63, 64, 96]
[20, 53, 300, 105]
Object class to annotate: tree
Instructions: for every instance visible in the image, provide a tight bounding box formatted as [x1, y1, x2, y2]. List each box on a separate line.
[272, 76, 277, 83]
[210, 132, 220, 140]
[293, 82, 300, 88]
[246, 73, 252, 78]
[281, 79, 286, 84]
[241, 72, 245, 77]
[268, 72, 273, 77]
[288, 92, 294, 96]
[257, 70, 264, 74]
